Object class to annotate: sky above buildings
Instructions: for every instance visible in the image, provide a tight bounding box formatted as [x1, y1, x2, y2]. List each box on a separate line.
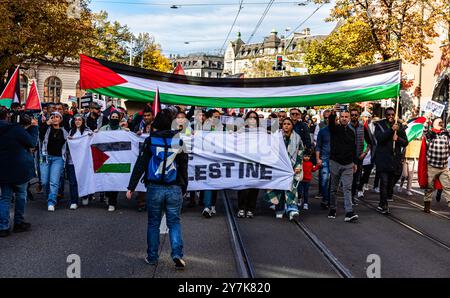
[88, 0, 337, 56]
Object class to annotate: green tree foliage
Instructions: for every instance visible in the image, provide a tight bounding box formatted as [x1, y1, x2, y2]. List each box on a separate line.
[316, 0, 445, 64]
[0, 0, 93, 81]
[304, 18, 377, 74]
[85, 11, 133, 63]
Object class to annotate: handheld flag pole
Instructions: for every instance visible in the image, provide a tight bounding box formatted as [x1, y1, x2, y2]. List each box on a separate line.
[393, 96, 400, 151]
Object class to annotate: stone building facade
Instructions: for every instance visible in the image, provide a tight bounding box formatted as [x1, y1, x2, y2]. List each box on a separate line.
[223, 29, 326, 77]
[173, 54, 224, 78]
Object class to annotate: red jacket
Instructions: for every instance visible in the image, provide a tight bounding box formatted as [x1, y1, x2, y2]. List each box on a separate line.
[302, 161, 320, 182]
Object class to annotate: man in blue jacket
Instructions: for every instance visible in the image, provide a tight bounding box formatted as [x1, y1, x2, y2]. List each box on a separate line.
[0, 107, 39, 237]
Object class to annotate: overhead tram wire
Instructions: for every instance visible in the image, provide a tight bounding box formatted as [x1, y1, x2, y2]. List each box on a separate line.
[246, 0, 276, 44]
[92, 1, 309, 7]
[283, 3, 324, 51]
[219, 0, 244, 55]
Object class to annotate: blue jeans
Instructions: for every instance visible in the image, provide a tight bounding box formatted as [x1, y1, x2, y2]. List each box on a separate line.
[0, 182, 28, 230]
[40, 155, 64, 207]
[66, 164, 79, 205]
[203, 190, 218, 209]
[146, 184, 183, 262]
[320, 159, 330, 203]
[299, 181, 311, 204]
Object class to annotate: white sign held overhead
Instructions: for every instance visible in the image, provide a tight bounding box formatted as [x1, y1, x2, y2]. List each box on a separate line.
[424, 100, 445, 117]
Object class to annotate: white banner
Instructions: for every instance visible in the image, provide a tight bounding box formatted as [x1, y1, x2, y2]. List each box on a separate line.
[68, 131, 147, 197]
[68, 131, 294, 194]
[187, 131, 293, 191]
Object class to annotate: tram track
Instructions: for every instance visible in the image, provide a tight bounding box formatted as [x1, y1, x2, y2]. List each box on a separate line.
[358, 198, 450, 252]
[223, 190, 353, 278]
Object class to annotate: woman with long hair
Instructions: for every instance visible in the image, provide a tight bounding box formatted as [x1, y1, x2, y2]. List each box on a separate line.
[236, 110, 265, 219]
[67, 115, 92, 210]
[266, 117, 304, 220]
[39, 112, 69, 212]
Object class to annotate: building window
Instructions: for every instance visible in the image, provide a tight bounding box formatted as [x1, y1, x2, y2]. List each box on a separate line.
[44, 76, 62, 103]
[76, 80, 85, 99]
[19, 75, 28, 102]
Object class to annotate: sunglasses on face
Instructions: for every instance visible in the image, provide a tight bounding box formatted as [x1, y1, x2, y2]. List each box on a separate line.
[351, 114, 359, 117]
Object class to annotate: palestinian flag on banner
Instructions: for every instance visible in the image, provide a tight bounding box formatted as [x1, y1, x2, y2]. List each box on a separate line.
[405, 117, 426, 142]
[0, 66, 21, 108]
[80, 54, 401, 108]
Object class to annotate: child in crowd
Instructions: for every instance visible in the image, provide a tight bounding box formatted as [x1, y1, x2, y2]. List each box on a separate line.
[299, 149, 320, 210]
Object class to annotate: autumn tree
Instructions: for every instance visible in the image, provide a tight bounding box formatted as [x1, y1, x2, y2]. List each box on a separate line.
[304, 18, 377, 74]
[132, 33, 172, 72]
[316, 0, 446, 64]
[0, 0, 93, 84]
[84, 11, 133, 63]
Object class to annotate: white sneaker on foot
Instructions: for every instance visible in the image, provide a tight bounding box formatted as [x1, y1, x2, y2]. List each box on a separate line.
[275, 213, 283, 219]
[396, 186, 403, 193]
[211, 206, 216, 214]
[373, 187, 380, 193]
[289, 211, 299, 221]
[108, 205, 115, 212]
[48, 205, 55, 212]
[82, 198, 89, 206]
[357, 191, 364, 199]
[69, 204, 78, 210]
[303, 203, 309, 210]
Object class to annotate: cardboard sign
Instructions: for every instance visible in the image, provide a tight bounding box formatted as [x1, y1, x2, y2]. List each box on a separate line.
[424, 100, 445, 117]
[80, 94, 93, 108]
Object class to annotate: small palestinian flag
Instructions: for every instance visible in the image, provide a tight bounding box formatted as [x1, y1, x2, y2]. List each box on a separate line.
[24, 80, 42, 111]
[79, 54, 401, 108]
[173, 63, 185, 75]
[405, 117, 426, 142]
[0, 66, 20, 108]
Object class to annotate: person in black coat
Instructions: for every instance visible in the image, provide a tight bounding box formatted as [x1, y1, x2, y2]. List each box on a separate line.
[374, 107, 408, 214]
[290, 108, 312, 150]
[0, 107, 39, 237]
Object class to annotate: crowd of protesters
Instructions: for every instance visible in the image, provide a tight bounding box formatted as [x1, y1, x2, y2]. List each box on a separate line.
[1, 99, 450, 268]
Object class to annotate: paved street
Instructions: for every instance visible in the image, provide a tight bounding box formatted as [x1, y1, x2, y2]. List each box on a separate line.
[1, 175, 449, 278]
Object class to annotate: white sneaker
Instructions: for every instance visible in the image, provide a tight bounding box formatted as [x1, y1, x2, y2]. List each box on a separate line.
[373, 187, 380, 193]
[289, 211, 300, 221]
[357, 191, 364, 199]
[82, 198, 89, 206]
[211, 206, 216, 214]
[406, 191, 413, 196]
[364, 184, 370, 191]
[48, 205, 55, 212]
[303, 203, 309, 210]
[108, 205, 115, 212]
[396, 186, 403, 193]
[275, 213, 283, 219]
[69, 204, 78, 210]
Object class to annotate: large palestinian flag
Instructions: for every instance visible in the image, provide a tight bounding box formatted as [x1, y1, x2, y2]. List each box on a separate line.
[80, 54, 401, 108]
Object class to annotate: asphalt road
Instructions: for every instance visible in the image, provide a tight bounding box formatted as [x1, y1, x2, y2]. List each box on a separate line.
[1, 175, 449, 278]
